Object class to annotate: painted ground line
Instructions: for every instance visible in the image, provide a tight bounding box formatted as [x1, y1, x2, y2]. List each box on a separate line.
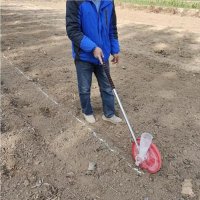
[3, 54, 143, 174]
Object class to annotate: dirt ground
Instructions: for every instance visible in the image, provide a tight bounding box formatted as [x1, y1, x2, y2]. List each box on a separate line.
[1, 0, 200, 199]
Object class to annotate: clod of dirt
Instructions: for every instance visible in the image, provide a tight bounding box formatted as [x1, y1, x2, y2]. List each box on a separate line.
[23, 179, 30, 187]
[153, 43, 169, 56]
[195, 172, 200, 180]
[183, 159, 192, 167]
[6, 159, 16, 171]
[88, 162, 97, 171]
[66, 172, 75, 178]
[1, 165, 10, 177]
[181, 179, 195, 197]
[167, 174, 176, 180]
[1, 159, 16, 177]
[32, 77, 39, 83]
[43, 183, 58, 196]
[86, 162, 97, 175]
[133, 105, 139, 112]
[27, 173, 37, 184]
[46, 73, 51, 77]
[10, 98, 30, 108]
[34, 160, 41, 165]
[39, 107, 51, 118]
[10, 98, 19, 107]
[30, 182, 59, 199]
[32, 179, 43, 188]
[179, 50, 192, 58]
[96, 146, 106, 152]
[2, 87, 9, 94]
[23, 66, 30, 72]
[1, 121, 10, 133]
[85, 195, 94, 200]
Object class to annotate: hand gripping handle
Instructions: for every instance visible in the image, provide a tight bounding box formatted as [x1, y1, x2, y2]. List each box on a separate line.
[102, 62, 115, 89]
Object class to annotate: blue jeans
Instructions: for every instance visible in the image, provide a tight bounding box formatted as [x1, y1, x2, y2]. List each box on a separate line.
[75, 60, 115, 118]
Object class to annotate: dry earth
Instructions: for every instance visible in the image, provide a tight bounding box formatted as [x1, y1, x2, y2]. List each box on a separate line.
[1, 0, 200, 199]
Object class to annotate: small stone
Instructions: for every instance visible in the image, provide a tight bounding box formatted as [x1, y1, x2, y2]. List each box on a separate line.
[11, 143, 15, 149]
[113, 170, 117, 173]
[183, 150, 187, 155]
[24, 179, 29, 187]
[167, 174, 175, 180]
[6, 159, 16, 170]
[26, 159, 32, 164]
[122, 66, 126, 70]
[34, 160, 41, 165]
[27, 173, 37, 183]
[149, 176, 154, 182]
[32, 179, 43, 188]
[66, 172, 74, 178]
[68, 178, 75, 185]
[195, 172, 200, 179]
[88, 162, 97, 171]
[153, 43, 168, 55]
[85, 171, 92, 175]
[43, 183, 51, 187]
[181, 179, 195, 197]
[149, 189, 154, 194]
[183, 159, 191, 165]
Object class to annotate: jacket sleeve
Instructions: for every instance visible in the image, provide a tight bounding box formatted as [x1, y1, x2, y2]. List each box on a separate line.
[66, 0, 97, 52]
[109, 3, 120, 55]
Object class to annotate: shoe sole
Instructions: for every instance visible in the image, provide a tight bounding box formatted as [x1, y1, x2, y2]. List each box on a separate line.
[83, 115, 96, 124]
[84, 119, 96, 124]
[102, 115, 122, 124]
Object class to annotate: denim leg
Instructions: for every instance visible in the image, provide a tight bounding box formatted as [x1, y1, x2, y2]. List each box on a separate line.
[75, 60, 94, 115]
[94, 63, 115, 118]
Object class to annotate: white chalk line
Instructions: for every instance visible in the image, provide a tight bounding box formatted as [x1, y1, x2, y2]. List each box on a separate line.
[3, 54, 143, 175]
[14, 67, 59, 105]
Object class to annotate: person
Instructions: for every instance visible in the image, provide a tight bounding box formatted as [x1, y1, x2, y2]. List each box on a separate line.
[66, 0, 122, 124]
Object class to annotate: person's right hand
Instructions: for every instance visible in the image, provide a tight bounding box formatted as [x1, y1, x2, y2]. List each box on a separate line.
[93, 47, 104, 65]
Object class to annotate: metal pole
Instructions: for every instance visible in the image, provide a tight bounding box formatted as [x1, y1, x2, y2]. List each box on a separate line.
[113, 89, 139, 150]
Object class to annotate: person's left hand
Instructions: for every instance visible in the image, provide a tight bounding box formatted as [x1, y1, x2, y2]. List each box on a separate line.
[111, 54, 119, 64]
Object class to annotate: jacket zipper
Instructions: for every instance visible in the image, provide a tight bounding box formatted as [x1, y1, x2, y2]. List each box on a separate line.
[91, 1, 102, 50]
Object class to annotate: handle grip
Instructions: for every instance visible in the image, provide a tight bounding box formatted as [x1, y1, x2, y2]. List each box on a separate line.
[102, 62, 115, 89]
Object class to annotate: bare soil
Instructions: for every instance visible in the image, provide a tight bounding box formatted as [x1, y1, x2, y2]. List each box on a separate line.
[1, 0, 200, 200]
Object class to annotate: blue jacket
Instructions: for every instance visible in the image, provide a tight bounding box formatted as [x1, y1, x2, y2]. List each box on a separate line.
[66, 0, 120, 64]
